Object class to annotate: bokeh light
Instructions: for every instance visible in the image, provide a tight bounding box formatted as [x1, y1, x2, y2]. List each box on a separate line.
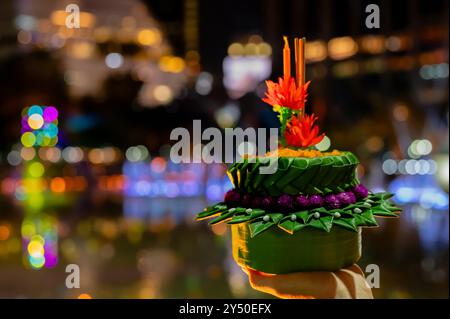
[43, 106, 58, 122]
[28, 114, 44, 130]
[21, 132, 36, 147]
[28, 162, 45, 178]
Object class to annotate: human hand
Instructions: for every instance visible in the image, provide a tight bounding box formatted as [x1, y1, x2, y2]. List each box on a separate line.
[243, 264, 373, 299]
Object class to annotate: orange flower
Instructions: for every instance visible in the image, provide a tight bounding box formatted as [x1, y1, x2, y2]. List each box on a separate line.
[285, 113, 325, 148]
[262, 77, 311, 110]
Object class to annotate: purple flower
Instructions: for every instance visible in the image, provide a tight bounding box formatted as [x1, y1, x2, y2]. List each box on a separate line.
[353, 184, 369, 199]
[309, 195, 324, 207]
[325, 194, 341, 209]
[295, 195, 309, 208]
[336, 191, 356, 206]
[241, 193, 252, 207]
[251, 196, 263, 208]
[346, 191, 356, 203]
[261, 196, 275, 209]
[278, 194, 294, 211]
[224, 189, 240, 204]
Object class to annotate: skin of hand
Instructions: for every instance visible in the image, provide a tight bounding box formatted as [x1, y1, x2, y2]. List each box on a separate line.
[243, 264, 374, 299]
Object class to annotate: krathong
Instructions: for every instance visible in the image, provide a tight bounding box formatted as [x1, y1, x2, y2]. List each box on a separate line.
[196, 36, 401, 275]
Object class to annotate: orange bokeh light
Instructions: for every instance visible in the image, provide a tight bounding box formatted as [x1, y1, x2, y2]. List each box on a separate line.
[0, 225, 11, 241]
[50, 177, 66, 193]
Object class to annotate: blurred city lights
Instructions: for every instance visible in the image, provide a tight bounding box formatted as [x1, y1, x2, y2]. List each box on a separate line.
[227, 43, 244, 56]
[153, 85, 173, 104]
[50, 177, 66, 193]
[305, 40, 327, 62]
[21, 105, 59, 148]
[105, 53, 124, 69]
[7, 150, 22, 166]
[62, 147, 84, 163]
[151, 157, 167, 174]
[126, 145, 149, 162]
[409, 139, 433, 158]
[28, 114, 44, 130]
[420, 63, 449, 80]
[195, 72, 213, 96]
[21, 132, 36, 147]
[214, 103, 240, 128]
[359, 35, 385, 54]
[137, 28, 161, 46]
[28, 162, 45, 178]
[159, 56, 186, 73]
[332, 61, 359, 78]
[365, 136, 384, 153]
[0, 225, 11, 241]
[328, 36, 358, 60]
[393, 103, 410, 122]
[20, 147, 36, 161]
[382, 159, 398, 175]
[435, 154, 449, 192]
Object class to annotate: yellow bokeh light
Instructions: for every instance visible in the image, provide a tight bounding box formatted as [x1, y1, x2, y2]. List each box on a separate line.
[27, 240, 44, 258]
[50, 10, 95, 28]
[28, 113, 44, 130]
[31, 234, 45, 246]
[167, 57, 185, 73]
[21, 132, 36, 147]
[153, 85, 173, 104]
[69, 41, 95, 59]
[228, 43, 244, 56]
[22, 221, 36, 238]
[244, 43, 257, 55]
[306, 41, 327, 62]
[159, 56, 185, 73]
[256, 43, 272, 56]
[28, 162, 45, 178]
[137, 28, 160, 46]
[328, 36, 358, 60]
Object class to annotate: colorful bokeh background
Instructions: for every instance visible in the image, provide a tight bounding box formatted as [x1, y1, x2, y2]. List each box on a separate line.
[0, 0, 448, 298]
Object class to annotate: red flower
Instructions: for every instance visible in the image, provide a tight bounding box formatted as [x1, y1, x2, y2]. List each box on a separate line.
[262, 77, 310, 111]
[285, 113, 325, 148]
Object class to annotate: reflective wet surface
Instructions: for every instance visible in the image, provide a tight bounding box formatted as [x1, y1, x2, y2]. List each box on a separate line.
[0, 185, 448, 298]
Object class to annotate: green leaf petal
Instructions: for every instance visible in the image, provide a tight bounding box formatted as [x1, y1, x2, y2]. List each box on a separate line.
[307, 215, 334, 232]
[361, 211, 378, 226]
[332, 217, 358, 231]
[278, 219, 298, 234]
[293, 211, 310, 223]
[209, 210, 235, 225]
[196, 204, 226, 220]
[372, 208, 399, 217]
[249, 220, 276, 237]
[227, 215, 252, 224]
[270, 213, 284, 223]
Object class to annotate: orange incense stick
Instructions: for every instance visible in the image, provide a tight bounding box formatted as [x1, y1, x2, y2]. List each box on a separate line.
[299, 37, 305, 87]
[294, 37, 299, 84]
[283, 36, 291, 80]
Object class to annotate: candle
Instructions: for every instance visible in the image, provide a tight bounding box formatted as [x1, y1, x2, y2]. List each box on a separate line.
[283, 36, 291, 80]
